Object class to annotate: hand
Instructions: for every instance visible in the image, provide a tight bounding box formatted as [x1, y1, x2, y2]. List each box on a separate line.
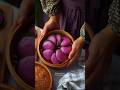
[69, 36, 85, 59]
[14, 0, 34, 26]
[67, 36, 85, 67]
[85, 25, 117, 89]
[35, 27, 44, 60]
[42, 16, 60, 35]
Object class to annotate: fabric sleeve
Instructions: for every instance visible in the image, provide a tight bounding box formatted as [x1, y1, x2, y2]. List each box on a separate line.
[80, 23, 85, 40]
[40, 0, 61, 16]
[108, 0, 120, 33]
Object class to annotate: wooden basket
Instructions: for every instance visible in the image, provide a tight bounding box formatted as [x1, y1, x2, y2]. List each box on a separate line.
[37, 30, 74, 68]
[35, 62, 52, 90]
[5, 18, 34, 90]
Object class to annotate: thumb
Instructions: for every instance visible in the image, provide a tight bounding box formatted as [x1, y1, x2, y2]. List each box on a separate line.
[68, 47, 75, 59]
[42, 23, 48, 36]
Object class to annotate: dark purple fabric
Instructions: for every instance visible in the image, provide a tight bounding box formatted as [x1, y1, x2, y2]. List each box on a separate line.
[58, 0, 112, 38]
[60, 0, 85, 39]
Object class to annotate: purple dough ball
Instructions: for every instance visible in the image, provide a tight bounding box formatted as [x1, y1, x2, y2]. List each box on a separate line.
[42, 49, 54, 61]
[51, 52, 60, 64]
[42, 40, 55, 50]
[47, 34, 57, 44]
[61, 46, 72, 55]
[18, 36, 34, 57]
[17, 56, 35, 87]
[61, 36, 72, 46]
[56, 49, 67, 62]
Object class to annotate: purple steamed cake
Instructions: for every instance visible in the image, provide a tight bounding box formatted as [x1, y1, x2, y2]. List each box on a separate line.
[56, 34, 62, 44]
[18, 36, 34, 57]
[61, 46, 72, 55]
[42, 49, 53, 61]
[61, 36, 72, 46]
[51, 52, 60, 64]
[47, 34, 57, 44]
[56, 49, 67, 62]
[42, 40, 55, 50]
[41, 33, 73, 64]
[17, 56, 35, 87]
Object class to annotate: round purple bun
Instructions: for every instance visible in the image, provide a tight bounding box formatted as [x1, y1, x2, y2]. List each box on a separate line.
[17, 56, 35, 87]
[18, 36, 34, 57]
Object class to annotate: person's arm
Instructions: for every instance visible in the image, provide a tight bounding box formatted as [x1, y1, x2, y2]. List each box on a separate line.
[85, 25, 115, 89]
[40, 0, 61, 16]
[14, 0, 34, 26]
[86, 0, 120, 89]
[67, 24, 85, 67]
[39, 0, 61, 35]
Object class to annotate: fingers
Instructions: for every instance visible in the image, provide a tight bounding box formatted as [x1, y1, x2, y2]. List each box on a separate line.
[86, 55, 112, 89]
[85, 43, 100, 78]
[42, 15, 60, 36]
[67, 50, 80, 67]
[42, 23, 49, 36]
[68, 46, 76, 59]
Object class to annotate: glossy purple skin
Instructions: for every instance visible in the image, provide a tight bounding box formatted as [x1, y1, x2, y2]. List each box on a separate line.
[56, 34, 62, 44]
[47, 34, 57, 44]
[17, 56, 35, 87]
[42, 40, 55, 50]
[51, 52, 60, 64]
[56, 49, 67, 62]
[42, 34, 72, 64]
[42, 49, 53, 61]
[18, 36, 34, 57]
[61, 36, 72, 46]
[61, 46, 72, 55]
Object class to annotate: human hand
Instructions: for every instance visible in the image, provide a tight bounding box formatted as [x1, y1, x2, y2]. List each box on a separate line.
[67, 36, 85, 67]
[14, 0, 34, 26]
[42, 16, 60, 35]
[85, 25, 117, 89]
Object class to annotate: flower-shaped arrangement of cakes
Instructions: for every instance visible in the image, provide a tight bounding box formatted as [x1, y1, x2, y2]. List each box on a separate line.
[40, 30, 74, 66]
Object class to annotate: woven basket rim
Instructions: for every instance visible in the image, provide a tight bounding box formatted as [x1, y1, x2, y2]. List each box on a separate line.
[5, 25, 34, 90]
[35, 62, 52, 90]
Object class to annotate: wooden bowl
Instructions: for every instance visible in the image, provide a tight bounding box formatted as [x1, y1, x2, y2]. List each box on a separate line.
[37, 30, 74, 68]
[5, 18, 34, 90]
[35, 62, 52, 90]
